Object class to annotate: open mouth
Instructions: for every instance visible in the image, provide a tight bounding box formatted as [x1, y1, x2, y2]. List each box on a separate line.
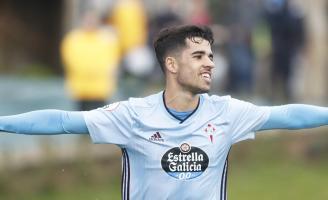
[201, 72, 212, 82]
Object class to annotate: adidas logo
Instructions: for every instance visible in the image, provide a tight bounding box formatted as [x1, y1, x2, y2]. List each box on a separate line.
[149, 132, 164, 142]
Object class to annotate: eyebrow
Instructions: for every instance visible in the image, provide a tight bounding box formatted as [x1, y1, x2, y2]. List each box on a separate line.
[191, 51, 213, 58]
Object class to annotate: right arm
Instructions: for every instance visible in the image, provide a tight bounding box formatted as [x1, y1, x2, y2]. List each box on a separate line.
[0, 110, 89, 135]
[259, 104, 328, 131]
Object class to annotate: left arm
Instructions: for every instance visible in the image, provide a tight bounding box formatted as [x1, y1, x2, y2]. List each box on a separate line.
[259, 104, 328, 131]
[0, 110, 88, 135]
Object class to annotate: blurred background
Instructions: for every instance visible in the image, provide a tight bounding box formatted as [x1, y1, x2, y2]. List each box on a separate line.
[0, 0, 327, 199]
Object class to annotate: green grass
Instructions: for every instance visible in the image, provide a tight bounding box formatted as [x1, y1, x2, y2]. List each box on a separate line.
[228, 131, 328, 200]
[229, 160, 328, 200]
[6, 161, 327, 200]
[32, 180, 121, 200]
[0, 157, 123, 200]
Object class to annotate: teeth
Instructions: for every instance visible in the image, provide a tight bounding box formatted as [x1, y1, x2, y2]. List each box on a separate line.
[202, 73, 211, 79]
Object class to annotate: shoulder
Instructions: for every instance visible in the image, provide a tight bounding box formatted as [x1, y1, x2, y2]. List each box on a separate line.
[62, 30, 84, 46]
[202, 93, 231, 102]
[198, 93, 232, 117]
[204, 94, 256, 106]
[201, 94, 258, 114]
[102, 92, 162, 118]
[64, 29, 82, 39]
[202, 93, 231, 108]
[127, 91, 162, 112]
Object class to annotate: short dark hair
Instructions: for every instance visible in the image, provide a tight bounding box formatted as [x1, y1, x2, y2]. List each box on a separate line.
[153, 25, 214, 72]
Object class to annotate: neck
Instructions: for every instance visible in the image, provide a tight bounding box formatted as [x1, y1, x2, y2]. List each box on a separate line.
[164, 88, 200, 112]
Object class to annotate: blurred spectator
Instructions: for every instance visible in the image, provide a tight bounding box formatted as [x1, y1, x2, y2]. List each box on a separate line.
[264, 0, 305, 102]
[149, 0, 183, 41]
[109, 0, 154, 78]
[148, 0, 184, 84]
[226, 23, 255, 95]
[61, 10, 121, 110]
[188, 0, 212, 25]
[217, 0, 261, 97]
[110, 0, 147, 54]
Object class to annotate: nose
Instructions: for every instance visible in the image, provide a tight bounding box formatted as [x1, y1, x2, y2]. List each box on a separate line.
[205, 56, 215, 69]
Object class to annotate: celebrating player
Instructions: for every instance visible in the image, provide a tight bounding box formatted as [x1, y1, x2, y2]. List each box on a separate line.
[0, 25, 327, 200]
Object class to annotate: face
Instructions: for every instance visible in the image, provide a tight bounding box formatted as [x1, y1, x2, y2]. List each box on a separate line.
[174, 37, 214, 94]
[82, 11, 100, 31]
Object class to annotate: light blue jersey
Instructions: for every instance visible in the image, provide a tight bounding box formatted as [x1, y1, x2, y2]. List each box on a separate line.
[84, 91, 271, 200]
[1, 92, 327, 199]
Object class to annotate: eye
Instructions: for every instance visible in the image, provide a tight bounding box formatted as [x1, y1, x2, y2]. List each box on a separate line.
[208, 54, 214, 61]
[193, 55, 202, 59]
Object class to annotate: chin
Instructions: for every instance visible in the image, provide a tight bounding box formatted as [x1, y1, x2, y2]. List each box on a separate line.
[200, 84, 211, 93]
[183, 83, 211, 94]
[192, 87, 211, 94]
[200, 88, 210, 94]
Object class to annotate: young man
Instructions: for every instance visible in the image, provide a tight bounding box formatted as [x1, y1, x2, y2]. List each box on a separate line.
[0, 25, 327, 200]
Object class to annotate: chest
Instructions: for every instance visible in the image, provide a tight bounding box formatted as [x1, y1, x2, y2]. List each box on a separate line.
[127, 119, 231, 179]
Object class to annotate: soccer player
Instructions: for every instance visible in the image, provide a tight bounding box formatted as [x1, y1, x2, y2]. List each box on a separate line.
[0, 25, 327, 200]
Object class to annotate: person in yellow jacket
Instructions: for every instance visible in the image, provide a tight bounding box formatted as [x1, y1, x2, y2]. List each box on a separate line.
[109, 0, 154, 78]
[61, 11, 121, 110]
[110, 0, 148, 54]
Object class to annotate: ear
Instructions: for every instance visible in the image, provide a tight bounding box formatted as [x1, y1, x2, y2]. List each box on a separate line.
[165, 56, 178, 74]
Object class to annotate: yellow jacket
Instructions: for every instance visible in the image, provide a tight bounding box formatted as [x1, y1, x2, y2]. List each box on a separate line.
[111, 0, 148, 53]
[61, 28, 120, 100]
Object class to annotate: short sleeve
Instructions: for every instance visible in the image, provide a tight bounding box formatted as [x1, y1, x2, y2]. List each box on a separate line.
[226, 98, 271, 144]
[83, 101, 134, 147]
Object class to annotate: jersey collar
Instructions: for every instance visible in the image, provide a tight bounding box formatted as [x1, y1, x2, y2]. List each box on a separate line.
[162, 91, 201, 124]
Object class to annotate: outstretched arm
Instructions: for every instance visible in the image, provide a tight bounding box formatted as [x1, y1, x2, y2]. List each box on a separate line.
[259, 104, 328, 131]
[0, 110, 89, 135]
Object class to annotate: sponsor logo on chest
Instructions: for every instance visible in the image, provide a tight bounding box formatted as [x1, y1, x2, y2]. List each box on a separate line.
[161, 143, 209, 180]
